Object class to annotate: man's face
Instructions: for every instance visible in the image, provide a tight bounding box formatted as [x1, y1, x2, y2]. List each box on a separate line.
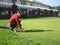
[17, 12, 21, 17]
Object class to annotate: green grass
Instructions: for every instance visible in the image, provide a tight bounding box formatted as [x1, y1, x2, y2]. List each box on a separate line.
[0, 17, 60, 45]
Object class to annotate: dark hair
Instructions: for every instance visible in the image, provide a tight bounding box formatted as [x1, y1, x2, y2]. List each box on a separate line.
[16, 10, 22, 14]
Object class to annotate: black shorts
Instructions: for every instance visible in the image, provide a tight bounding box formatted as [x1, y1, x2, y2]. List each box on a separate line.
[10, 20, 21, 30]
[10, 20, 17, 29]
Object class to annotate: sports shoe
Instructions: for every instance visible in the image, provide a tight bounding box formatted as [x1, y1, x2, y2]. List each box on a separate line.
[14, 30, 18, 32]
[20, 29, 25, 32]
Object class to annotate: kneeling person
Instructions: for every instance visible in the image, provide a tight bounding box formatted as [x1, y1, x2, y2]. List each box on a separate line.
[8, 11, 24, 32]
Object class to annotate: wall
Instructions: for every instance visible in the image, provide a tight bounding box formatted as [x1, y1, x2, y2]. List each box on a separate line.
[26, 1, 30, 6]
[16, 0, 21, 4]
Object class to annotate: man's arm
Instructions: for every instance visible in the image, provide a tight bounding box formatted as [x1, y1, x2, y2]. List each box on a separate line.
[15, 17, 22, 29]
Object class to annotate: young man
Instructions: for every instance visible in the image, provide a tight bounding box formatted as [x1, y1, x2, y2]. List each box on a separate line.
[8, 11, 24, 32]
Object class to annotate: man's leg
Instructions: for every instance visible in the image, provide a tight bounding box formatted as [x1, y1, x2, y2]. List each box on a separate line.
[10, 23, 17, 31]
[10, 27, 14, 31]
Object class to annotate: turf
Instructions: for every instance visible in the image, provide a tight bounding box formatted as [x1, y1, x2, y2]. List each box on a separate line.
[0, 17, 60, 45]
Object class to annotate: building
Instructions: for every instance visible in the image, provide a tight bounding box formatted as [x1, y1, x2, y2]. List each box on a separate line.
[0, 0, 58, 10]
[0, 0, 52, 9]
[0, 0, 58, 18]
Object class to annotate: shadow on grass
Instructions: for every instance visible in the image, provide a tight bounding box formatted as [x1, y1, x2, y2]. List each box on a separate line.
[0, 26, 53, 32]
[0, 26, 9, 29]
[25, 29, 53, 32]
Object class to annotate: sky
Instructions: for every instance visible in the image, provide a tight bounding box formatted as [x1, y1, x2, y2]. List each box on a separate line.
[35, 0, 60, 6]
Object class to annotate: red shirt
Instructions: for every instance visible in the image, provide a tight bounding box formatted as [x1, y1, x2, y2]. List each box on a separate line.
[9, 14, 21, 27]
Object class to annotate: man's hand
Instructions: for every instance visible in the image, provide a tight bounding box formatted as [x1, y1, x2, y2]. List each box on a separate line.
[20, 29, 25, 32]
[18, 27, 25, 32]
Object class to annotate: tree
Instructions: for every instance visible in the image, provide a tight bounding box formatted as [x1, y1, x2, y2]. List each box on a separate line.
[56, 6, 60, 13]
[12, 3, 18, 14]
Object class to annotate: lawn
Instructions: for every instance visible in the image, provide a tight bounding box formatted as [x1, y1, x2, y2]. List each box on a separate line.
[0, 17, 60, 45]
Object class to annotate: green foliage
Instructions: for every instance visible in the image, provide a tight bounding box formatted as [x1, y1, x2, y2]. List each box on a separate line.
[56, 6, 60, 13]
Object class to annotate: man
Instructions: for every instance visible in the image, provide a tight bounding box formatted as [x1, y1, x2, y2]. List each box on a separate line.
[8, 11, 24, 32]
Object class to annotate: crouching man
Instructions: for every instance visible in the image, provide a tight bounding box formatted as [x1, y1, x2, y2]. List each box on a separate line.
[8, 11, 24, 32]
